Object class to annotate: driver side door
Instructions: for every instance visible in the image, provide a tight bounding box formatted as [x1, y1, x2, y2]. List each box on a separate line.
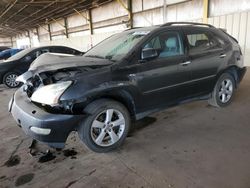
[136, 29, 193, 110]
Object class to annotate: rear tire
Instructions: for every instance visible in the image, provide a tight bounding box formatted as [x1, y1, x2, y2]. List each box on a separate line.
[3, 72, 20, 88]
[78, 99, 131, 153]
[208, 72, 236, 107]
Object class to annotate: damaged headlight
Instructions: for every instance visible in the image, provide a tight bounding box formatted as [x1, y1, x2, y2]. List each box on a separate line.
[31, 81, 72, 105]
[16, 71, 33, 84]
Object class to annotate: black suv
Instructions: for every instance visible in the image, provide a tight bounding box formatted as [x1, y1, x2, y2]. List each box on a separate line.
[9, 22, 246, 152]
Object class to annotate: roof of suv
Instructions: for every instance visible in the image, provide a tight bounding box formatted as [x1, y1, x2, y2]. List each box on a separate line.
[127, 22, 216, 34]
[161, 22, 214, 28]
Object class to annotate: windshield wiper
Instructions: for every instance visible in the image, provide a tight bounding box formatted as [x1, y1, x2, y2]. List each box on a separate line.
[105, 55, 116, 62]
[86, 55, 116, 62]
[85, 55, 105, 59]
[105, 55, 113, 60]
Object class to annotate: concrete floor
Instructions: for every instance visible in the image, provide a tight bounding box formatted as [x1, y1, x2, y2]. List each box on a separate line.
[0, 70, 250, 188]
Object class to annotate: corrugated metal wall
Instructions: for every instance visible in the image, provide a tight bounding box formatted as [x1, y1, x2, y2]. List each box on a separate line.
[210, 0, 250, 17]
[0, 37, 12, 47]
[207, 12, 250, 66]
[11, 0, 250, 66]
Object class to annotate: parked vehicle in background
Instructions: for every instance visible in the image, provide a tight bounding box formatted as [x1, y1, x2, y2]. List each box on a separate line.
[0, 45, 83, 88]
[0, 46, 10, 52]
[0, 48, 23, 60]
[9, 22, 246, 152]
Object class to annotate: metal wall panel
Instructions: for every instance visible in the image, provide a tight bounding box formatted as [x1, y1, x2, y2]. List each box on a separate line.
[219, 15, 226, 28]
[208, 11, 250, 66]
[210, 0, 250, 17]
[133, 7, 163, 27]
[92, 0, 128, 23]
[132, 0, 143, 12]
[143, 0, 163, 10]
[67, 13, 88, 28]
[19, 0, 250, 66]
[50, 19, 65, 32]
[213, 16, 220, 27]
[166, 0, 203, 22]
[0, 37, 11, 47]
[225, 14, 233, 34]
[244, 12, 250, 65]
[238, 12, 247, 52]
[166, 5, 177, 22]
[232, 13, 240, 40]
[38, 25, 49, 35]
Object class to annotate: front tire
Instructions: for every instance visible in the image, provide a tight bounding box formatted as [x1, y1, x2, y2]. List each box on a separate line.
[3, 72, 20, 88]
[208, 72, 236, 107]
[78, 99, 131, 153]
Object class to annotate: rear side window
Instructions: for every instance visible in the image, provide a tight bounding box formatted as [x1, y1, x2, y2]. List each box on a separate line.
[51, 47, 77, 55]
[143, 31, 184, 59]
[34, 48, 50, 58]
[186, 31, 221, 54]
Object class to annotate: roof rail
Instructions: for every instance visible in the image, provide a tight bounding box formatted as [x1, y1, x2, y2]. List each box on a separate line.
[161, 22, 215, 28]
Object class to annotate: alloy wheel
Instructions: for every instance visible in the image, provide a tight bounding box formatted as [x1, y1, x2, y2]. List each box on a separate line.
[5, 74, 19, 88]
[219, 78, 233, 103]
[91, 109, 126, 147]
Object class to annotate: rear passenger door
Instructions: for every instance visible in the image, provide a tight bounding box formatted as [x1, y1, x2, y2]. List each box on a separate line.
[184, 28, 226, 95]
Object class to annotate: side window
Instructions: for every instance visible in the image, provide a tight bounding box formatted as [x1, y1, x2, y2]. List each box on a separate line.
[61, 47, 73, 54]
[186, 31, 221, 54]
[33, 48, 50, 58]
[143, 31, 184, 59]
[23, 51, 37, 62]
[40, 48, 50, 54]
[50, 47, 61, 54]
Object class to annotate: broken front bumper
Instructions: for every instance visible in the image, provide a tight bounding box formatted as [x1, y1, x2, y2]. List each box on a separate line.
[9, 88, 84, 148]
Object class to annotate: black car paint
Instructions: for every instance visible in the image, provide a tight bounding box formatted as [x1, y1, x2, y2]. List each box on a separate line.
[0, 46, 82, 84]
[10, 89, 85, 148]
[9, 25, 246, 148]
[60, 26, 244, 117]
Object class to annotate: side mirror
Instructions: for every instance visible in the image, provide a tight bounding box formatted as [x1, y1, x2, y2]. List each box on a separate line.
[141, 48, 158, 60]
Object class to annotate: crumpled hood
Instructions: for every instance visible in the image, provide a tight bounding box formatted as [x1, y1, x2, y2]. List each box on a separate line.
[29, 53, 113, 73]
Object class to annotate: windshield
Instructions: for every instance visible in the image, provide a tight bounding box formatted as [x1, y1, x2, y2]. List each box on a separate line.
[5, 48, 34, 62]
[84, 29, 153, 62]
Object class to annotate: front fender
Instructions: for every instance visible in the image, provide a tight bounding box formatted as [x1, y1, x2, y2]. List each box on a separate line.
[60, 80, 141, 116]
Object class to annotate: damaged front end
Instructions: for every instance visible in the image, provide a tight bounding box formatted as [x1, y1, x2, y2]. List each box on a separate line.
[16, 68, 82, 114]
[9, 53, 113, 148]
[9, 70, 86, 148]
[14, 53, 113, 115]
[9, 68, 90, 149]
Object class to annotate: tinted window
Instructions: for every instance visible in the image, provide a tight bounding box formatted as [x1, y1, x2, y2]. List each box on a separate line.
[6, 48, 35, 62]
[32, 48, 49, 59]
[186, 31, 221, 54]
[143, 31, 184, 59]
[23, 48, 49, 62]
[0, 50, 11, 59]
[50, 47, 76, 55]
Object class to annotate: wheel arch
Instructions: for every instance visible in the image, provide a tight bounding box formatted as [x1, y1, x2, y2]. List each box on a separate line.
[216, 65, 239, 87]
[76, 89, 137, 121]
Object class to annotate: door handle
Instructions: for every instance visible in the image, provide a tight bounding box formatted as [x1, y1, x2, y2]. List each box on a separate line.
[219, 54, 226, 58]
[180, 61, 191, 66]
